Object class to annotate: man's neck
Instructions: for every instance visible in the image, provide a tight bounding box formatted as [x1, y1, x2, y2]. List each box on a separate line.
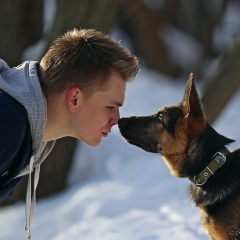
[43, 92, 69, 142]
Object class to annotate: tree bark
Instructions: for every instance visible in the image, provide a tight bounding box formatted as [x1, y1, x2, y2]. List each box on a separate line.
[44, 0, 118, 52]
[37, 137, 77, 198]
[0, 0, 43, 67]
[164, 0, 230, 58]
[118, 0, 180, 77]
[202, 38, 240, 124]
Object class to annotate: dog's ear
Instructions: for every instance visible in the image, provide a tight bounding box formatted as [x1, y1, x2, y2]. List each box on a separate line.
[182, 73, 205, 120]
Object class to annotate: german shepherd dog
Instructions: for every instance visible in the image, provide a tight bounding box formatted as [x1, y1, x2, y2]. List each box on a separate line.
[118, 74, 240, 240]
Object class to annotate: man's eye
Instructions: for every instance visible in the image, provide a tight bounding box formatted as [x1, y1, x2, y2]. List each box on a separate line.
[107, 106, 114, 110]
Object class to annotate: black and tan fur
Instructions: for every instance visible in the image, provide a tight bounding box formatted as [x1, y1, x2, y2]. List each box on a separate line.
[118, 74, 240, 240]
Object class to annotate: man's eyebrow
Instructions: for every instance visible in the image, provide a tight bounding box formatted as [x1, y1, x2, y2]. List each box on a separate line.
[112, 101, 123, 107]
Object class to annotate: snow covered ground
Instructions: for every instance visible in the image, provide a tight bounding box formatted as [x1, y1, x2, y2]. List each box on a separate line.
[0, 67, 239, 240]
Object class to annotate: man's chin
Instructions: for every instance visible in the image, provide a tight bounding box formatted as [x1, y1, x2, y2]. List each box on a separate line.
[90, 142, 101, 147]
[74, 135, 101, 146]
[86, 138, 102, 147]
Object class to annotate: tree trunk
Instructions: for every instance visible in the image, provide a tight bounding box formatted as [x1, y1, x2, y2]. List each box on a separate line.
[44, 0, 118, 51]
[202, 38, 240, 124]
[118, 0, 180, 77]
[37, 138, 77, 198]
[0, 0, 43, 67]
[164, 0, 230, 58]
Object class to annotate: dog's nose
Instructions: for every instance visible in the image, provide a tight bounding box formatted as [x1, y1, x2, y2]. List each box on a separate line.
[118, 118, 128, 129]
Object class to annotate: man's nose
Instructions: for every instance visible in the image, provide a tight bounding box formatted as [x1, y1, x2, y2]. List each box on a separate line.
[109, 109, 120, 126]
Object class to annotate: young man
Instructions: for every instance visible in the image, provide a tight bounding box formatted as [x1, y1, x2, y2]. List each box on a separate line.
[0, 29, 139, 238]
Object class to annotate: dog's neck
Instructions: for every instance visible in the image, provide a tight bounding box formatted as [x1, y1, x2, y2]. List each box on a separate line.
[182, 124, 234, 184]
[189, 149, 230, 186]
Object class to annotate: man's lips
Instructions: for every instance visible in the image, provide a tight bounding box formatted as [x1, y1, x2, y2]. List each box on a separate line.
[102, 132, 109, 137]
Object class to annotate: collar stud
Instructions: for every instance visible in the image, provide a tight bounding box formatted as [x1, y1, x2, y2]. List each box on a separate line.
[190, 152, 227, 186]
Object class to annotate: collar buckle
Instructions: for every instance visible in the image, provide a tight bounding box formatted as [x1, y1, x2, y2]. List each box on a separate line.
[190, 152, 227, 186]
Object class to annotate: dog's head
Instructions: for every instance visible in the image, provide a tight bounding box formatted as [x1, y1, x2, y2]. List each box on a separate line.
[118, 74, 207, 177]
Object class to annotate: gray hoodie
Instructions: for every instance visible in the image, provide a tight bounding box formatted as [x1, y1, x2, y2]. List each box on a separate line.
[0, 59, 56, 239]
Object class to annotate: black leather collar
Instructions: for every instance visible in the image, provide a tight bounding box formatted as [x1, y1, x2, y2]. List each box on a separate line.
[190, 151, 228, 186]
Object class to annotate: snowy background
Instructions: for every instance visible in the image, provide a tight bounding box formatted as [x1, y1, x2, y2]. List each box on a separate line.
[0, 0, 240, 239]
[0, 66, 240, 240]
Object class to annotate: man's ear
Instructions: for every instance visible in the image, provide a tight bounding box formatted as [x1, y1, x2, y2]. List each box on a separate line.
[182, 73, 205, 120]
[66, 87, 81, 112]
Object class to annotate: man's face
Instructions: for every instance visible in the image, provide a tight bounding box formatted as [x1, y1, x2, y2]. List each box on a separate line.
[70, 72, 126, 146]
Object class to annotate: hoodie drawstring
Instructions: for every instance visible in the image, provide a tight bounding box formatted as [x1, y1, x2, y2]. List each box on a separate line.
[25, 156, 41, 240]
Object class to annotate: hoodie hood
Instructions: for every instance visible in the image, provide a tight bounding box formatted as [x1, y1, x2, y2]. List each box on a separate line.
[0, 59, 55, 165]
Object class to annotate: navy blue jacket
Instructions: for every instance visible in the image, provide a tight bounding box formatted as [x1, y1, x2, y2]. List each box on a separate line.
[0, 90, 32, 200]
